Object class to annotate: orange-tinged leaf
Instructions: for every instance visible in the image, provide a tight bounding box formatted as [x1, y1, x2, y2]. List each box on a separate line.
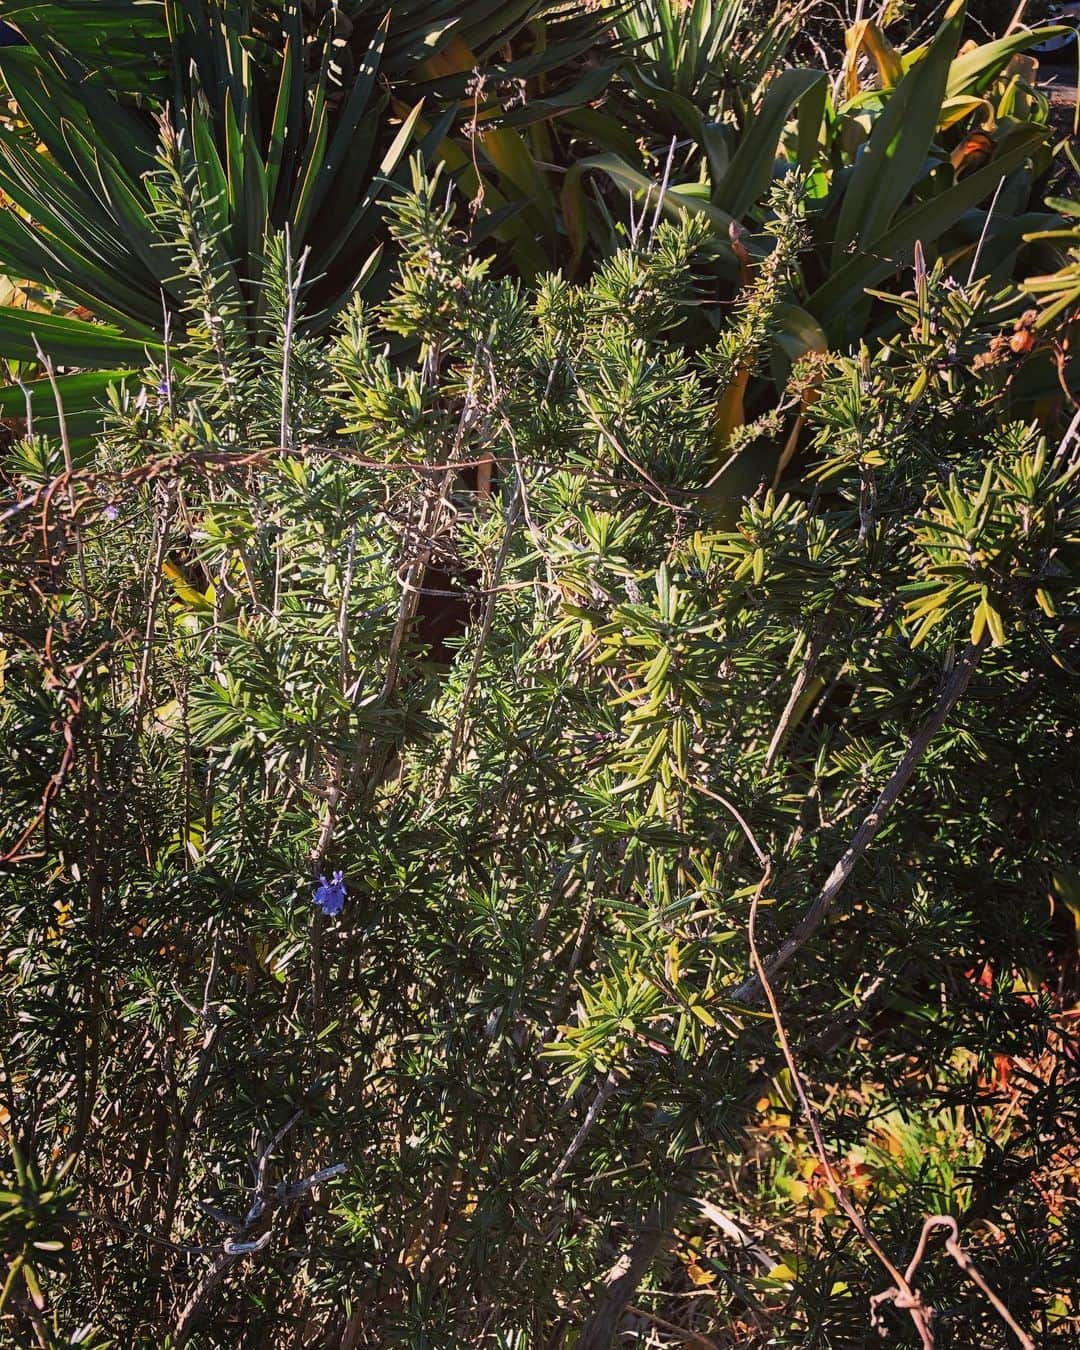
[710, 367, 750, 455]
[416, 35, 477, 81]
[844, 20, 904, 97]
[687, 1261, 717, 1286]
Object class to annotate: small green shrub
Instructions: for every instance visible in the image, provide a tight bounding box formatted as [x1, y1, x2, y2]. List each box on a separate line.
[1, 166, 1078, 1347]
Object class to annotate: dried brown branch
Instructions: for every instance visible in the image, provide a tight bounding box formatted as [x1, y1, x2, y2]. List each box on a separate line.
[748, 858, 1035, 1347]
[871, 1215, 1035, 1349]
[746, 860, 937, 1348]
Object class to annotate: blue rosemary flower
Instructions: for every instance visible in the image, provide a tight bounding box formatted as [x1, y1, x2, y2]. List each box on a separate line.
[313, 871, 346, 916]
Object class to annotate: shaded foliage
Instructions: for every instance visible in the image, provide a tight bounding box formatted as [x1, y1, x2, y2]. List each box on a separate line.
[1, 164, 1079, 1344]
[1, 3, 1079, 1348]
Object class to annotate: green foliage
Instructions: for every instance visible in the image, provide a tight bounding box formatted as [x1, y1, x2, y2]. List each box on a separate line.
[0, 1142, 80, 1332]
[1, 2, 1080, 1345]
[0, 0, 168, 91]
[0, 0, 621, 432]
[609, 0, 802, 138]
[0, 3, 422, 338]
[571, 1, 1064, 354]
[1, 167, 1079, 1348]
[1022, 147, 1080, 328]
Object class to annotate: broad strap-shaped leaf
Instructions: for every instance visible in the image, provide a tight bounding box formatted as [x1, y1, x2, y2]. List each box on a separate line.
[946, 25, 1071, 98]
[418, 117, 550, 279]
[831, 0, 965, 268]
[0, 151, 164, 332]
[843, 20, 904, 97]
[0, 309, 161, 365]
[0, 367, 139, 441]
[564, 153, 737, 273]
[713, 68, 827, 220]
[2, 0, 168, 92]
[264, 34, 294, 210]
[481, 124, 559, 251]
[319, 101, 426, 274]
[305, 13, 389, 226]
[809, 127, 1047, 340]
[623, 66, 705, 143]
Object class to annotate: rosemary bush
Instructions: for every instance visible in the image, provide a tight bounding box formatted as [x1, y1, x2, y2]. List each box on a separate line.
[1, 163, 1079, 1349]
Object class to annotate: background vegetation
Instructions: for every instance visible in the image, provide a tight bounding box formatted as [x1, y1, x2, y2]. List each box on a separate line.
[0, 1, 1078, 1346]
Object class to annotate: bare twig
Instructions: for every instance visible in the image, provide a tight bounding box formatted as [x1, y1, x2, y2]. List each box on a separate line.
[1005, 0, 1030, 35]
[550, 1069, 620, 1185]
[380, 477, 452, 703]
[569, 366, 679, 509]
[626, 1303, 718, 1349]
[676, 772, 769, 870]
[33, 340, 91, 614]
[746, 861, 936, 1348]
[967, 175, 1007, 288]
[161, 298, 176, 419]
[0, 440, 695, 536]
[690, 1196, 777, 1273]
[764, 629, 825, 772]
[173, 1110, 343, 1347]
[274, 228, 310, 614]
[309, 524, 359, 870]
[746, 848, 1036, 1347]
[134, 489, 174, 726]
[279, 226, 309, 455]
[1052, 402, 1080, 469]
[649, 136, 678, 243]
[732, 639, 985, 1004]
[871, 1215, 1035, 1349]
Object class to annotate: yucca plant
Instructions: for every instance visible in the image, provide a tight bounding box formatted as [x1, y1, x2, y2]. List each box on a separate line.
[0, 0, 618, 430]
[610, 0, 803, 141]
[0, 0, 168, 91]
[568, 1, 1064, 346]
[282, 0, 614, 93]
[0, 0, 432, 432]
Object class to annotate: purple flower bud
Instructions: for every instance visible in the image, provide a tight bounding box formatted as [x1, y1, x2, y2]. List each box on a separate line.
[313, 870, 346, 916]
[103, 504, 119, 521]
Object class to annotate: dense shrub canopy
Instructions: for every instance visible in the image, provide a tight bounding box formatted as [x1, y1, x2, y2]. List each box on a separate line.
[1, 2, 1079, 1347]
